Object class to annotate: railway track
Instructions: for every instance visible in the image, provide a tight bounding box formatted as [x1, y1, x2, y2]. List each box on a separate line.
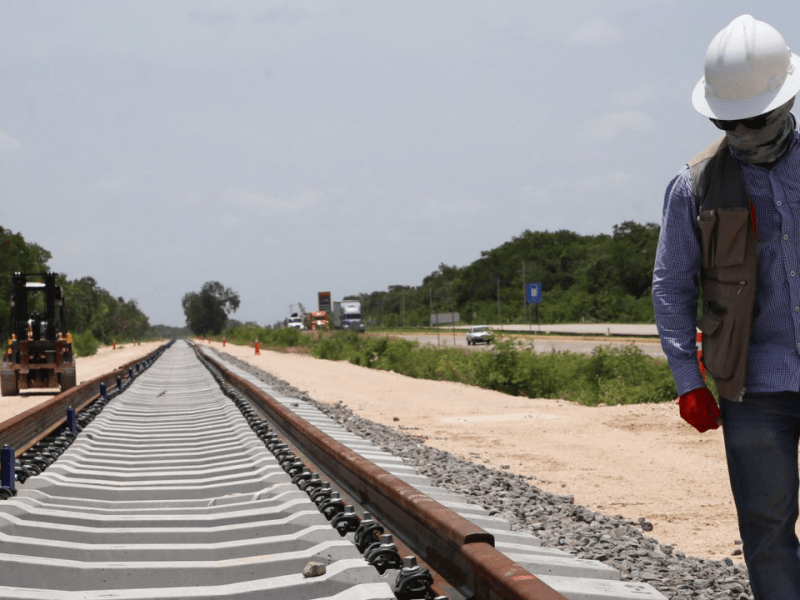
[0, 340, 668, 600]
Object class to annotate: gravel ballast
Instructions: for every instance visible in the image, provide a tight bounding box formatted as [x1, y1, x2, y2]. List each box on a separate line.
[219, 350, 753, 600]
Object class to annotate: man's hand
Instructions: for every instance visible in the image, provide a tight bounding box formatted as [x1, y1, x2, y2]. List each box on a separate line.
[679, 387, 722, 432]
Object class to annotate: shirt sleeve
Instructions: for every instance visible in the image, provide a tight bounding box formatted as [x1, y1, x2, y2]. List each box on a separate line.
[652, 166, 706, 395]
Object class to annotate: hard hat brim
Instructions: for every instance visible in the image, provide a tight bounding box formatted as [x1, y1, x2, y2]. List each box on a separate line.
[692, 52, 800, 120]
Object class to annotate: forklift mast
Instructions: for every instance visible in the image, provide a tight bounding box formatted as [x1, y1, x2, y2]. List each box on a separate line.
[9, 273, 66, 343]
[2, 272, 74, 396]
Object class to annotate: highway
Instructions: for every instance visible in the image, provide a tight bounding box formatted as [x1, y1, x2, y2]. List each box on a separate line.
[397, 324, 667, 359]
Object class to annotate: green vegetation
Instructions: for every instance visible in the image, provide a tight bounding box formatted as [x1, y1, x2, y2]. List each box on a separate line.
[61, 276, 152, 345]
[354, 221, 660, 327]
[72, 330, 100, 357]
[182, 281, 241, 335]
[1, 227, 157, 356]
[214, 330, 676, 406]
[307, 332, 675, 406]
[0, 227, 52, 342]
[151, 323, 191, 339]
[223, 323, 306, 348]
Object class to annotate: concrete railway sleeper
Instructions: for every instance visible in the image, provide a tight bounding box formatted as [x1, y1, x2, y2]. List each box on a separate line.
[0, 340, 667, 600]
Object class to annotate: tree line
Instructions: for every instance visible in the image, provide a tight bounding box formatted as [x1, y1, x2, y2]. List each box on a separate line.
[354, 221, 660, 327]
[0, 226, 155, 351]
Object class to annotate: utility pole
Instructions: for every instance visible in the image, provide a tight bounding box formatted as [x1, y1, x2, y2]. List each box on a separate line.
[497, 276, 501, 330]
[450, 282, 456, 346]
[430, 285, 440, 347]
[523, 260, 528, 331]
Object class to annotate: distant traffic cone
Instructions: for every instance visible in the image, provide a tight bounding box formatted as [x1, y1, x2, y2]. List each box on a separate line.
[223, 337, 226, 347]
[696, 332, 705, 381]
[113, 339, 116, 350]
[255, 340, 260, 355]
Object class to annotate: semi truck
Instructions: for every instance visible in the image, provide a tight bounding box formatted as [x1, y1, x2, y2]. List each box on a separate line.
[332, 300, 365, 333]
[309, 311, 329, 330]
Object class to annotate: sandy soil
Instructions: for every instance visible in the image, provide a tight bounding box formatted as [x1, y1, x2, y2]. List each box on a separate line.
[203, 340, 743, 564]
[0, 341, 166, 423]
[2, 338, 746, 563]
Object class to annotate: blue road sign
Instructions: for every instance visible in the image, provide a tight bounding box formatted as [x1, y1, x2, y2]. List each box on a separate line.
[526, 282, 542, 304]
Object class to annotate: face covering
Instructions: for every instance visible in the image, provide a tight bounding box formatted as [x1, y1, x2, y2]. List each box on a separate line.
[726, 98, 796, 165]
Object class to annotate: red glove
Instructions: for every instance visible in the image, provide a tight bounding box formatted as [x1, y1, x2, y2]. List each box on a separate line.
[679, 387, 722, 432]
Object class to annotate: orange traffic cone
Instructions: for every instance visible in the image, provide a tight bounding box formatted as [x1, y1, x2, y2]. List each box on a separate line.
[696, 332, 705, 381]
[255, 340, 260, 355]
[223, 337, 226, 347]
[113, 339, 116, 350]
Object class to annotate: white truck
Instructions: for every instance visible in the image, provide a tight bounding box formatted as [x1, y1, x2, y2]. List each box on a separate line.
[332, 300, 365, 333]
[287, 313, 304, 330]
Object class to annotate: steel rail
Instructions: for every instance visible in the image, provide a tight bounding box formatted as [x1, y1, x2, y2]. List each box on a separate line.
[0, 342, 171, 459]
[200, 349, 570, 600]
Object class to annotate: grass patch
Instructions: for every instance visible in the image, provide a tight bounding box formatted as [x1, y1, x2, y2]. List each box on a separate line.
[215, 329, 677, 406]
[307, 331, 676, 406]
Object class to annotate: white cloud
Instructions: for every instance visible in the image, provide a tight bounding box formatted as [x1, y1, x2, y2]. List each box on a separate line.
[187, 10, 234, 25]
[222, 187, 319, 215]
[572, 170, 634, 192]
[566, 17, 622, 45]
[180, 188, 320, 225]
[384, 227, 410, 244]
[253, 7, 311, 24]
[613, 85, 659, 109]
[91, 170, 153, 193]
[0, 131, 20, 152]
[416, 197, 485, 220]
[92, 177, 129, 193]
[582, 111, 657, 144]
[519, 185, 554, 205]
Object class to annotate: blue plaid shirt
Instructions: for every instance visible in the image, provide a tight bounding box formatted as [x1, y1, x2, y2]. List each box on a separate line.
[653, 125, 800, 397]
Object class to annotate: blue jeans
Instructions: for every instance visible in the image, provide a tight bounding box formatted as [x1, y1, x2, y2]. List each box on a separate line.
[721, 393, 800, 599]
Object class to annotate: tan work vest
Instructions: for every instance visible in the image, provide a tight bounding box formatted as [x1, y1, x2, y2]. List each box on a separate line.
[688, 137, 758, 401]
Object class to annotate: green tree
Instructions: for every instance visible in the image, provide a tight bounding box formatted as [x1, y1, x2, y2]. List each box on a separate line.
[0, 228, 152, 350]
[182, 281, 240, 335]
[608, 221, 660, 298]
[0, 227, 53, 342]
[60, 276, 152, 343]
[355, 221, 661, 327]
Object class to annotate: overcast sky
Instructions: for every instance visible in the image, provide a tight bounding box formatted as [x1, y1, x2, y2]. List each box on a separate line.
[2, 1, 797, 327]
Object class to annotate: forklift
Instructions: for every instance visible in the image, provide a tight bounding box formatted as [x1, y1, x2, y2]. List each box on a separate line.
[1, 272, 75, 396]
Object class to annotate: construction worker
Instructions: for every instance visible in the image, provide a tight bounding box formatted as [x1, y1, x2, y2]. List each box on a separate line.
[653, 15, 800, 598]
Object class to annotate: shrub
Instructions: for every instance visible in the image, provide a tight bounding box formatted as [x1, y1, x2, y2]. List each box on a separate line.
[311, 331, 362, 361]
[238, 330, 678, 406]
[566, 344, 677, 405]
[224, 324, 310, 350]
[73, 331, 100, 357]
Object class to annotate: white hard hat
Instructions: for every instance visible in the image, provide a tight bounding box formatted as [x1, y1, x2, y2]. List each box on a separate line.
[692, 15, 800, 120]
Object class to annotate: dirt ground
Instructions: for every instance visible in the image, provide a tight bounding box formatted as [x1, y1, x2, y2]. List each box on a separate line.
[0, 341, 166, 423]
[205, 340, 744, 564]
[1, 338, 746, 563]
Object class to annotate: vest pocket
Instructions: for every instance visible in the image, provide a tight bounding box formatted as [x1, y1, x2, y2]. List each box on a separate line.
[697, 209, 716, 267]
[713, 209, 749, 267]
[696, 208, 750, 268]
[699, 277, 748, 379]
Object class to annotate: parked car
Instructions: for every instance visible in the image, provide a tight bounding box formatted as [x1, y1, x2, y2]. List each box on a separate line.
[466, 325, 493, 345]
